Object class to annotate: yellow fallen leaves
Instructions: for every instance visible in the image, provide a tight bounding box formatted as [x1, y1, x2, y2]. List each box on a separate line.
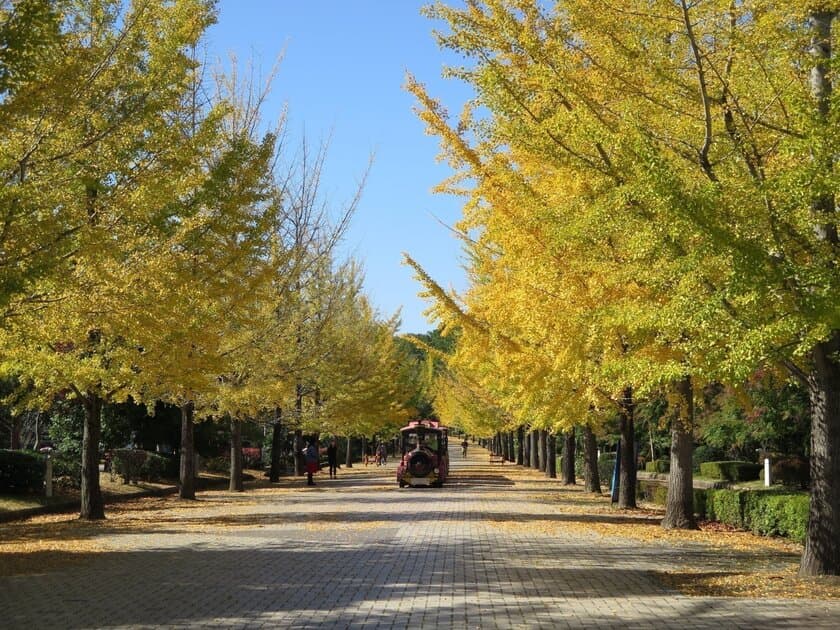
[660, 567, 840, 600]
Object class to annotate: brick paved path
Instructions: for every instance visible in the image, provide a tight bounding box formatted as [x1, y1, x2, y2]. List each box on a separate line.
[2, 444, 839, 629]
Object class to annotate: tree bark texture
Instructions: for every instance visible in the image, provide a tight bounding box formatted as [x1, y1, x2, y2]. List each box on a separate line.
[229, 418, 244, 492]
[179, 402, 196, 500]
[801, 331, 840, 575]
[530, 431, 539, 468]
[562, 429, 576, 485]
[799, 9, 840, 576]
[345, 436, 353, 468]
[294, 429, 303, 476]
[583, 424, 601, 493]
[10, 415, 21, 449]
[269, 409, 283, 482]
[508, 432, 515, 462]
[516, 426, 525, 465]
[618, 387, 637, 509]
[547, 433, 557, 478]
[80, 395, 105, 520]
[523, 428, 530, 466]
[662, 376, 697, 529]
[537, 430, 546, 472]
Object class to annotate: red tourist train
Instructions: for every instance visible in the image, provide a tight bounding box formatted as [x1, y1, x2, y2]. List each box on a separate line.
[396, 419, 449, 488]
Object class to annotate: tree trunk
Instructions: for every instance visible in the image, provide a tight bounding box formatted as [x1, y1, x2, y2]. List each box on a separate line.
[530, 431, 538, 468]
[582, 424, 601, 493]
[537, 430, 546, 472]
[562, 429, 576, 485]
[618, 387, 637, 509]
[547, 433, 557, 478]
[508, 432, 515, 462]
[33, 412, 41, 452]
[801, 331, 840, 575]
[10, 415, 21, 450]
[229, 418, 244, 492]
[294, 429, 303, 476]
[662, 376, 697, 529]
[80, 395, 105, 520]
[799, 9, 840, 577]
[516, 426, 525, 465]
[269, 408, 283, 482]
[179, 402, 196, 500]
[522, 429, 529, 465]
[345, 436, 353, 468]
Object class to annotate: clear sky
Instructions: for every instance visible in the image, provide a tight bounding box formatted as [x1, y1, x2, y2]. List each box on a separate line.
[206, 0, 471, 335]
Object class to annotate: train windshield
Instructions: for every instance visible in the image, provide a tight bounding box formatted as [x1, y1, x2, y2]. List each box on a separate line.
[403, 430, 440, 453]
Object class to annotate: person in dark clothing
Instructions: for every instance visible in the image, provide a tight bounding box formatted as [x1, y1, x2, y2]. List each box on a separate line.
[303, 440, 319, 486]
[327, 438, 338, 478]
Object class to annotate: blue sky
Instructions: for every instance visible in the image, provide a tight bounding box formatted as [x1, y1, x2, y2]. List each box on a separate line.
[206, 1, 472, 334]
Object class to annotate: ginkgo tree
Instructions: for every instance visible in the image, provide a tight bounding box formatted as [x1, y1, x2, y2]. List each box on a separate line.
[0, 0, 225, 518]
[410, 0, 840, 576]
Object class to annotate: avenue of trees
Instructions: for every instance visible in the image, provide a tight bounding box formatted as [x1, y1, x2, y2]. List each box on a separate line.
[405, 1, 839, 577]
[0, 1, 418, 517]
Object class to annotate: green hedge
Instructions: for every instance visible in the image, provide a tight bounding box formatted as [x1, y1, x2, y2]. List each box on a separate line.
[598, 455, 617, 484]
[771, 457, 809, 489]
[638, 480, 706, 515]
[112, 449, 175, 483]
[645, 459, 670, 473]
[0, 449, 44, 493]
[699, 460, 761, 482]
[639, 480, 809, 543]
[705, 488, 746, 527]
[51, 452, 81, 489]
[743, 491, 809, 542]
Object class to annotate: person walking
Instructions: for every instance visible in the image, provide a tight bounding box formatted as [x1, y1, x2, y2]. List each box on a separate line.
[303, 439, 319, 486]
[327, 438, 338, 478]
[461, 438, 469, 458]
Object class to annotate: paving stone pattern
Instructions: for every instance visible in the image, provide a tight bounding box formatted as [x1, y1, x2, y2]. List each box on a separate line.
[2, 446, 839, 629]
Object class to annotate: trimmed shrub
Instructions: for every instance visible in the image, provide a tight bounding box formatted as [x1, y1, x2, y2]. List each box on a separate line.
[692, 444, 725, 473]
[598, 455, 617, 485]
[140, 453, 171, 482]
[637, 480, 668, 505]
[203, 456, 229, 474]
[638, 480, 707, 515]
[113, 449, 177, 483]
[771, 457, 809, 489]
[113, 449, 146, 484]
[705, 489, 746, 528]
[699, 461, 761, 482]
[645, 459, 670, 473]
[51, 452, 81, 489]
[0, 449, 45, 493]
[743, 490, 809, 543]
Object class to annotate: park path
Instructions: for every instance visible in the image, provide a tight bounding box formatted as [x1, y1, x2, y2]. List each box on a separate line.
[1, 444, 839, 629]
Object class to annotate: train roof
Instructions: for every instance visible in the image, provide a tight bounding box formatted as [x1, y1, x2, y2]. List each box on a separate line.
[400, 419, 447, 432]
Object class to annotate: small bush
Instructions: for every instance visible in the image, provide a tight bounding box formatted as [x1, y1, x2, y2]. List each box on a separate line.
[140, 453, 171, 482]
[637, 480, 669, 505]
[0, 449, 45, 493]
[598, 455, 617, 485]
[203, 456, 229, 474]
[638, 480, 707, 515]
[51, 453, 81, 489]
[771, 457, 809, 489]
[743, 490, 809, 543]
[113, 449, 146, 484]
[705, 489, 747, 527]
[645, 459, 670, 473]
[699, 460, 761, 482]
[692, 444, 725, 473]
